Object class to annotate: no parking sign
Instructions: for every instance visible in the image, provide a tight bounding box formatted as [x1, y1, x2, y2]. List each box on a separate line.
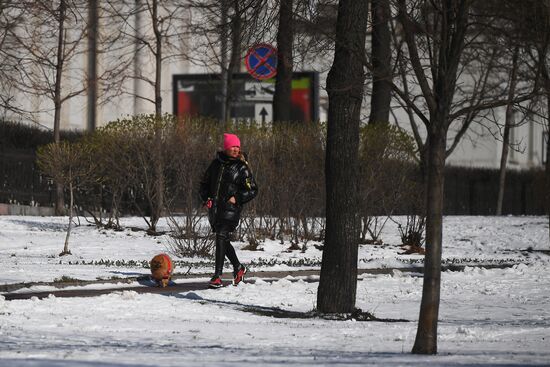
[244, 43, 277, 80]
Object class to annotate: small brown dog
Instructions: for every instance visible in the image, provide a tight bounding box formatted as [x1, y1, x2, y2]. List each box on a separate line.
[150, 254, 174, 287]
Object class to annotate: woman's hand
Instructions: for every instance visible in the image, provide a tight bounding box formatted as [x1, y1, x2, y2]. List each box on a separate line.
[228, 196, 236, 204]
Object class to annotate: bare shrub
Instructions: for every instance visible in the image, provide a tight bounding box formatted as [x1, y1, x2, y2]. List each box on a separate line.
[397, 215, 426, 247]
[70, 117, 424, 250]
[358, 124, 418, 245]
[166, 215, 214, 258]
[37, 141, 97, 256]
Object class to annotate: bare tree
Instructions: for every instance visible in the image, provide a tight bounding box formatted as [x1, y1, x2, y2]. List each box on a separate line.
[393, 0, 539, 354]
[368, 0, 392, 125]
[2, 1, 141, 214]
[273, 0, 294, 123]
[5, 1, 89, 214]
[0, 3, 27, 117]
[87, 0, 98, 131]
[106, 0, 190, 115]
[317, 0, 369, 314]
[186, 0, 274, 120]
[467, 1, 541, 215]
[224, 0, 245, 122]
[524, 0, 550, 244]
[37, 141, 97, 255]
[397, 1, 472, 353]
[106, 1, 191, 229]
[536, 15, 550, 246]
[496, 46, 520, 215]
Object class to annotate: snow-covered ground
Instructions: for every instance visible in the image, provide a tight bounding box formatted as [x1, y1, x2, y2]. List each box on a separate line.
[0, 215, 548, 366]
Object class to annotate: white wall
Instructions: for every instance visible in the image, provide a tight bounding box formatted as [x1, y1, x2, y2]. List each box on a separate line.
[4, 2, 546, 171]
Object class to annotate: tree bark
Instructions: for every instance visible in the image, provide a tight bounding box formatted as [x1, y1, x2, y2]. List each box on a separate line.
[496, 46, 519, 215]
[273, 0, 294, 123]
[317, 0, 369, 314]
[133, 0, 143, 114]
[403, 0, 471, 354]
[152, 0, 162, 116]
[224, 0, 242, 122]
[151, 0, 164, 232]
[412, 126, 446, 354]
[87, 0, 98, 132]
[540, 48, 550, 246]
[54, 0, 66, 216]
[368, 0, 392, 125]
[546, 92, 550, 246]
[62, 179, 73, 256]
[220, 0, 229, 122]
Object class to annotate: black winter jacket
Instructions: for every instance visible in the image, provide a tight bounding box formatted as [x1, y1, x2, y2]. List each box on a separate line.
[199, 151, 258, 231]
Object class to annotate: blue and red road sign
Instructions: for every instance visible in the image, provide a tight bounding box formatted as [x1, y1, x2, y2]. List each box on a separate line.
[244, 43, 277, 80]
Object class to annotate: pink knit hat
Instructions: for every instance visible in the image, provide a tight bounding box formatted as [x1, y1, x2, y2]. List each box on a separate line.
[223, 133, 241, 150]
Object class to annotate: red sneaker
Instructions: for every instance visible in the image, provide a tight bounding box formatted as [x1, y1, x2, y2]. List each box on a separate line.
[233, 265, 247, 286]
[209, 275, 223, 289]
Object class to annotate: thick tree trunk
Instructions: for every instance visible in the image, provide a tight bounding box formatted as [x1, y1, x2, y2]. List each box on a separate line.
[224, 0, 242, 122]
[273, 0, 294, 123]
[368, 0, 392, 125]
[496, 46, 519, 215]
[54, 0, 66, 216]
[546, 92, 550, 246]
[412, 126, 446, 355]
[541, 56, 550, 246]
[317, 0, 369, 314]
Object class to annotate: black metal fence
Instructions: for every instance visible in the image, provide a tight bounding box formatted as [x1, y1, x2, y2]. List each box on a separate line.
[444, 166, 545, 215]
[0, 149, 54, 206]
[1, 147, 545, 215]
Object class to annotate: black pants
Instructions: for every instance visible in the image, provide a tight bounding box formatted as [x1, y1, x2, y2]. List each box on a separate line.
[214, 224, 240, 276]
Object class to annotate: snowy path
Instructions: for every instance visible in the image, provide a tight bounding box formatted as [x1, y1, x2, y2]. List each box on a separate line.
[0, 215, 548, 366]
[2, 263, 519, 301]
[1, 263, 550, 366]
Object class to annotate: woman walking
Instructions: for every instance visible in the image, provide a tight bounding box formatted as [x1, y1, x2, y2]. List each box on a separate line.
[199, 133, 258, 288]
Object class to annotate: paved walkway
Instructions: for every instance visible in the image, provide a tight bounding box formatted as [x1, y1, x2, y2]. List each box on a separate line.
[1, 263, 516, 301]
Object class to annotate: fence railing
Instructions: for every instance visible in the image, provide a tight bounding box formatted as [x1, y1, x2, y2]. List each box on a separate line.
[0, 150, 54, 207]
[1, 149, 545, 216]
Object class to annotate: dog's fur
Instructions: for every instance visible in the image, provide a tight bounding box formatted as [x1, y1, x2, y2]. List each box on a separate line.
[150, 254, 173, 287]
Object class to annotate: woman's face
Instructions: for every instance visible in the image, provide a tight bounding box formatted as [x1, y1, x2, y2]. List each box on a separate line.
[225, 146, 240, 158]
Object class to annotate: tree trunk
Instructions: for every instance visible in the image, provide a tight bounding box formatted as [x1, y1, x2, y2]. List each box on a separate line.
[224, 0, 242, 123]
[412, 126, 446, 355]
[540, 52, 550, 246]
[150, 121, 164, 233]
[152, 0, 162, 116]
[546, 92, 550, 247]
[368, 0, 392, 125]
[151, 0, 163, 232]
[220, 0, 229, 122]
[496, 46, 519, 215]
[407, 1, 470, 353]
[61, 180, 73, 256]
[317, 0, 369, 314]
[87, 0, 98, 132]
[54, 0, 66, 216]
[273, 0, 294, 123]
[133, 0, 143, 115]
